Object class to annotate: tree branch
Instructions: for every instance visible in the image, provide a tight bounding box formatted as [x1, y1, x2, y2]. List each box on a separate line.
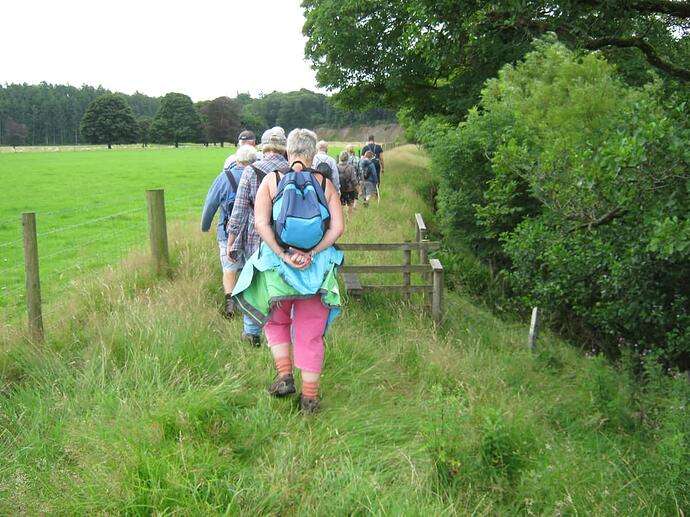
[586, 36, 690, 81]
[569, 207, 628, 233]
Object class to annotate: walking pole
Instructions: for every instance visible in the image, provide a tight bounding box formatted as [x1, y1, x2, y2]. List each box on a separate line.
[376, 184, 381, 206]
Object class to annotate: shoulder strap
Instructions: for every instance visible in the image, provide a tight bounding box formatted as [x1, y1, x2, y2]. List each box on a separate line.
[250, 164, 266, 182]
[274, 170, 281, 187]
[224, 169, 238, 193]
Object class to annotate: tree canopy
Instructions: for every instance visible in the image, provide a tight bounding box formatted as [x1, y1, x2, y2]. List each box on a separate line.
[80, 94, 139, 149]
[303, 0, 690, 121]
[201, 97, 241, 147]
[150, 93, 201, 148]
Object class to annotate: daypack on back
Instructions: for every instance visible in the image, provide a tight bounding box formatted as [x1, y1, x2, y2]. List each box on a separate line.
[337, 163, 356, 192]
[314, 161, 333, 180]
[272, 168, 330, 251]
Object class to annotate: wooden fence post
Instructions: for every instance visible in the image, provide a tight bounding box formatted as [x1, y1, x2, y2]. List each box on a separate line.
[146, 189, 170, 276]
[415, 214, 429, 283]
[430, 259, 444, 325]
[403, 241, 411, 300]
[528, 307, 542, 351]
[22, 212, 44, 342]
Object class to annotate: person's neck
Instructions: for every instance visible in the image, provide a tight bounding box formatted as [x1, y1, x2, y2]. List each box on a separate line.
[289, 156, 312, 170]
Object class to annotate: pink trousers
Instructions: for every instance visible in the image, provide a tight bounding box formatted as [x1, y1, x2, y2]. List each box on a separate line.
[264, 296, 329, 374]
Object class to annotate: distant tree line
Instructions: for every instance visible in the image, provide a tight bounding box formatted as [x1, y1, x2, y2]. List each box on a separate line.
[0, 83, 397, 147]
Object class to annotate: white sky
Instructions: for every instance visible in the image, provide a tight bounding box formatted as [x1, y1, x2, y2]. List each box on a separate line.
[1, 0, 325, 101]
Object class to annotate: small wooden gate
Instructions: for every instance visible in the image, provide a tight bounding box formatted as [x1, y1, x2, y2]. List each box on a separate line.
[339, 214, 444, 324]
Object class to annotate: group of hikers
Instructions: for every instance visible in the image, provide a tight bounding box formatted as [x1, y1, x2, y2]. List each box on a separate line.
[200, 128, 385, 414]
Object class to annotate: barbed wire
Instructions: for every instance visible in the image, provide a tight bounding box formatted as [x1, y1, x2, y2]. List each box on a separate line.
[1, 188, 205, 329]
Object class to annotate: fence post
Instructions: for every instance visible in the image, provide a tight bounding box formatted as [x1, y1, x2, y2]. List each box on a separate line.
[403, 240, 411, 300]
[146, 189, 170, 276]
[415, 213, 427, 262]
[430, 259, 444, 325]
[528, 307, 542, 351]
[22, 212, 44, 342]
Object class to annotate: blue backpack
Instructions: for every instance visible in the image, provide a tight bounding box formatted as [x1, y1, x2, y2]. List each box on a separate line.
[272, 165, 330, 251]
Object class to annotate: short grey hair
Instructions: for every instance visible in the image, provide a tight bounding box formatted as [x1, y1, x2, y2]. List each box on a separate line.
[316, 140, 329, 152]
[235, 145, 257, 165]
[287, 129, 317, 161]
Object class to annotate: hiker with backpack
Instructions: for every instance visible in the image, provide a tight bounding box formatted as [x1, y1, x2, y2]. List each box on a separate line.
[231, 128, 345, 414]
[362, 135, 384, 183]
[359, 150, 379, 207]
[201, 145, 258, 319]
[225, 127, 290, 346]
[337, 150, 358, 219]
[312, 140, 340, 194]
[223, 129, 263, 172]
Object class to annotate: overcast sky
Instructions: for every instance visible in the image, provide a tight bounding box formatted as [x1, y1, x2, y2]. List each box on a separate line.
[2, 0, 325, 101]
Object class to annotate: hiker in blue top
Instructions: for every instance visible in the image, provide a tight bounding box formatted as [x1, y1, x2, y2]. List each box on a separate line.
[359, 150, 379, 207]
[232, 128, 344, 414]
[201, 145, 257, 318]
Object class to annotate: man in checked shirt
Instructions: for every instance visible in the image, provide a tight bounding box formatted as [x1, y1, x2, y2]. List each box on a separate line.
[226, 127, 290, 346]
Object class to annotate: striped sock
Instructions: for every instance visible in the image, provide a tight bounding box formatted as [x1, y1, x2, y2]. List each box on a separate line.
[302, 380, 319, 399]
[275, 356, 292, 378]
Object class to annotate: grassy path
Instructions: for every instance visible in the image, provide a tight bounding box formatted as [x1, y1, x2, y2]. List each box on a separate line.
[0, 146, 687, 515]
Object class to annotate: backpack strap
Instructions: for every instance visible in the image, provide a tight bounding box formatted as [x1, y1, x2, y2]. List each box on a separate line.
[224, 169, 238, 193]
[274, 170, 281, 187]
[249, 164, 266, 183]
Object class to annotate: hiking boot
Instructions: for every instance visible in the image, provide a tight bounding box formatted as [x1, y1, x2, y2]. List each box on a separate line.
[268, 374, 296, 397]
[298, 393, 320, 415]
[241, 331, 261, 347]
[224, 298, 237, 319]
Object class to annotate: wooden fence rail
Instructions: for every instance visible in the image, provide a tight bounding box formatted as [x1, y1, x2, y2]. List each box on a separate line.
[340, 214, 445, 324]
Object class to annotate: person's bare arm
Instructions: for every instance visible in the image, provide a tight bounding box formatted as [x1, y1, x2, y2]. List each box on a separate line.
[310, 179, 344, 256]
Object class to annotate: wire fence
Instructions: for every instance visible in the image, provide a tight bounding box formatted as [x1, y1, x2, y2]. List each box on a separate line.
[0, 191, 201, 329]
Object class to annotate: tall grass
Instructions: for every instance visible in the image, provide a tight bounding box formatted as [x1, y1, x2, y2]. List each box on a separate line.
[0, 146, 687, 515]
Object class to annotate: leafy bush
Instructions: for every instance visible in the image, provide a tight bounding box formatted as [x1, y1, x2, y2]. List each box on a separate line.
[425, 37, 690, 365]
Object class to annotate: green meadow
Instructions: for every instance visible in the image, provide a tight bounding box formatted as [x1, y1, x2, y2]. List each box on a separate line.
[0, 146, 687, 515]
[0, 146, 235, 320]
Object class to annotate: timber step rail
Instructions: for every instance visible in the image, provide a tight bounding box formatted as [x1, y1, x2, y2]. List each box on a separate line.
[339, 214, 444, 324]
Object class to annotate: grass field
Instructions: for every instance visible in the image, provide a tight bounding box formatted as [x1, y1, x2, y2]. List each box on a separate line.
[0, 146, 687, 515]
[0, 144, 350, 322]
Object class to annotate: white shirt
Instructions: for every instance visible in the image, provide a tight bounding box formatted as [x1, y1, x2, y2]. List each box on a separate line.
[312, 151, 340, 193]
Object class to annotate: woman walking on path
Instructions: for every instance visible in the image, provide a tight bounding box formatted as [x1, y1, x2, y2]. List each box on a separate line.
[201, 145, 257, 318]
[337, 151, 358, 220]
[232, 128, 344, 414]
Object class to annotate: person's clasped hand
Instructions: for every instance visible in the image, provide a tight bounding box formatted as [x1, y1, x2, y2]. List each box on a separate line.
[284, 248, 312, 270]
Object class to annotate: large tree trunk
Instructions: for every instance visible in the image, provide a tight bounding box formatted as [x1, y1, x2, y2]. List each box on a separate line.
[108, 143, 112, 149]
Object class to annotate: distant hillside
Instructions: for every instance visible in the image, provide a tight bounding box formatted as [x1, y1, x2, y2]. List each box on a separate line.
[314, 123, 405, 144]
